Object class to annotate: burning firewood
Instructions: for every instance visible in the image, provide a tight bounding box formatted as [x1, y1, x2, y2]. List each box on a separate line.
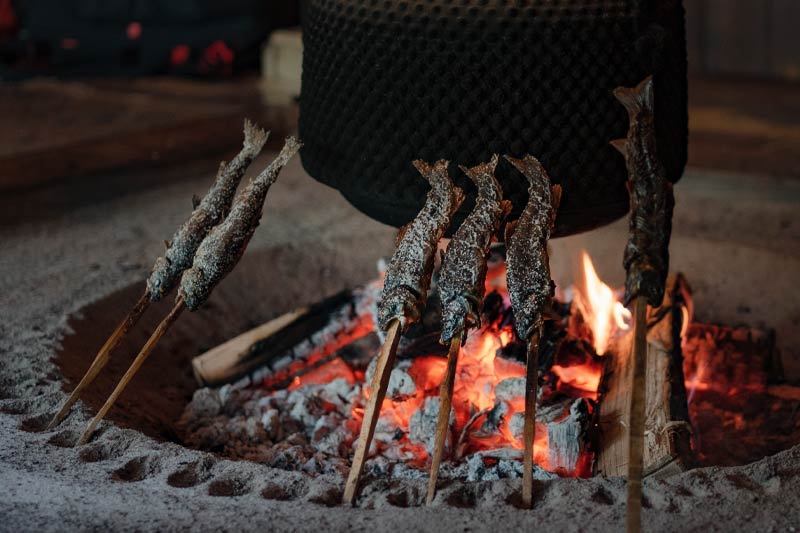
[47, 120, 268, 430]
[426, 155, 511, 504]
[76, 137, 301, 445]
[343, 160, 464, 505]
[611, 75, 675, 533]
[503, 154, 561, 509]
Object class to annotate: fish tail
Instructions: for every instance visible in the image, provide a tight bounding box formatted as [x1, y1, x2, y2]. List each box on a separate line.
[504, 154, 546, 187]
[242, 118, 269, 158]
[458, 154, 500, 193]
[412, 159, 453, 194]
[613, 75, 654, 120]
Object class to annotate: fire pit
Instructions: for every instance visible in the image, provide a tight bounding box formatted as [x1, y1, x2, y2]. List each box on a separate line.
[2, 152, 799, 529]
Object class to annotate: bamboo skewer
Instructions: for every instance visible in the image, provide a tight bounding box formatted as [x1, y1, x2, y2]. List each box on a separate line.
[626, 296, 648, 532]
[48, 120, 268, 430]
[426, 332, 463, 505]
[522, 327, 542, 509]
[504, 154, 560, 509]
[77, 298, 186, 445]
[425, 157, 508, 505]
[47, 290, 150, 430]
[611, 75, 674, 533]
[344, 159, 463, 505]
[74, 136, 300, 445]
[343, 318, 402, 505]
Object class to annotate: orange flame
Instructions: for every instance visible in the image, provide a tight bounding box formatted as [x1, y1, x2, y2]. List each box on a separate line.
[574, 251, 631, 355]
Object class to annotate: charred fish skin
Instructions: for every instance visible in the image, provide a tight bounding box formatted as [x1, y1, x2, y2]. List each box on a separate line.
[612, 76, 674, 308]
[504, 155, 562, 340]
[179, 137, 301, 311]
[439, 155, 511, 344]
[377, 160, 465, 331]
[147, 119, 269, 302]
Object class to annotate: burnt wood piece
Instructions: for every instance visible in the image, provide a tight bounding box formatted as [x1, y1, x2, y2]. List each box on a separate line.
[439, 155, 511, 344]
[190, 284, 381, 389]
[503, 155, 562, 340]
[612, 76, 675, 308]
[191, 289, 368, 387]
[377, 160, 464, 331]
[596, 274, 694, 479]
[179, 137, 301, 310]
[148, 120, 268, 301]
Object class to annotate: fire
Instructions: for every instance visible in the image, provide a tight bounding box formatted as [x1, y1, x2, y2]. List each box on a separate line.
[269, 249, 636, 478]
[352, 251, 632, 477]
[573, 251, 631, 355]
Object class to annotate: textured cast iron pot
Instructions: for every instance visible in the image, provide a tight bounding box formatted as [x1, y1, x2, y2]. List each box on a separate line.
[299, 0, 687, 237]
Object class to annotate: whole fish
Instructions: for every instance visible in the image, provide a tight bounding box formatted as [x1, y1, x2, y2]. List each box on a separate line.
[147, 119, 269, 301]
[504, 155, 561, 340]
[439, 155, 510, 344]
[377, 160, 464, 331]
[179, 137, 301, 310]
[611, 75, 674, 307]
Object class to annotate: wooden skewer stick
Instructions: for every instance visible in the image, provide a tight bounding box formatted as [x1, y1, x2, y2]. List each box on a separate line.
[626, 295, 648, 532]
[342, 318, 402, 505]
[47, 290, 151, 430]
[425, 331, 463, 505]
[522, 326, 542, 509]
[77, 298, 186, 445]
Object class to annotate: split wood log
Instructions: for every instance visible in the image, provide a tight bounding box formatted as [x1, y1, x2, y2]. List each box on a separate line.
[596, 274, 694, 479]
[190, 289, 365, 387]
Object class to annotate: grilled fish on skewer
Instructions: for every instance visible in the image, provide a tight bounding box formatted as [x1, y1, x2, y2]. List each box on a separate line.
[345, 160, 464, 505]
[77, 138, 300, 445]
[504, 154, 561, 509]
[612, 75, 674, 533]
[47, 120, 268, 430]
[427, 155, 510, 504]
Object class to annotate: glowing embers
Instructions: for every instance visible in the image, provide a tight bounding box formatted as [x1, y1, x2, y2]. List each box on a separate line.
[180, 250, 633, 480]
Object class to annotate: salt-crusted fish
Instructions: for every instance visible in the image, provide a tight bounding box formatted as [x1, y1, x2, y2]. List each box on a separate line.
[377, 160, 464, 331]
[179, 137, 301, 310]
[147, 119, 269, 301]
[504, 155, 561, 340]
[611, 75, 674, 307]
[439, 155, 510, 344]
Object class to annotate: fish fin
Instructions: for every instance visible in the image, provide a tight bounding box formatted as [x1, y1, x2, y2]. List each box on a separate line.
[452, 186, 466, 214]
[610, 139, 629, 159]
[612, 75, 654, 119]
[550, 184, 563, 213]
[396, 222, 410, 246]
[242, 118, 269, 157]
[504, 219, 518, 243]
[192, 194, 202, 210]
[500, 199, 513, 222]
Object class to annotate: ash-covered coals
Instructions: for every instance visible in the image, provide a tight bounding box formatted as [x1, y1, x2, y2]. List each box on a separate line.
[179, 334, 595, 481]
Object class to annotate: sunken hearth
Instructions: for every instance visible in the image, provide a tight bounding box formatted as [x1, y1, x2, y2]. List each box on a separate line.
[51, 246, 800, 501]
